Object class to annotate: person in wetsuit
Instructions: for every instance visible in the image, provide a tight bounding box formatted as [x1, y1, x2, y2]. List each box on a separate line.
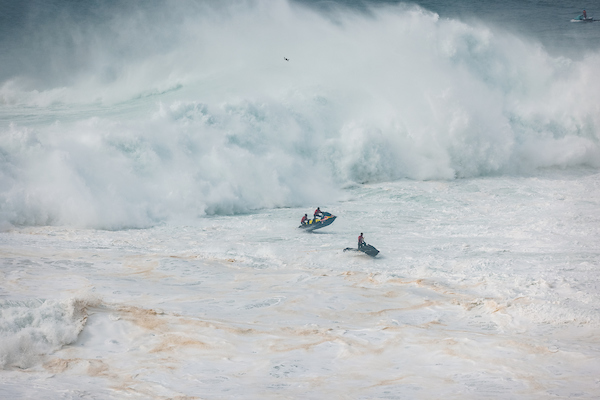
[358, 233, 365, 249]
[301, 214, 308, 225]
[314, 207, 323, 222]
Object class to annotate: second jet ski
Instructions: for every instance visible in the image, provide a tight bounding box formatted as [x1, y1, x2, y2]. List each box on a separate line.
[344, 244, 380, 257]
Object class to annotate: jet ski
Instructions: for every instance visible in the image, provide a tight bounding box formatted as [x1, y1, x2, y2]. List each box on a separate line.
[344, 244, 379, 257]
[299, 212, 336, 231]
[571, 14, 594, 22]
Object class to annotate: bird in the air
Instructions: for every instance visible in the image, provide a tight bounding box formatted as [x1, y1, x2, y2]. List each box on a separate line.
[284, 57, 289, 61]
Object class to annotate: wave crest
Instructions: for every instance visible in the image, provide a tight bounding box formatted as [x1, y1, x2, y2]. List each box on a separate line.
[0, 0, 598, 228]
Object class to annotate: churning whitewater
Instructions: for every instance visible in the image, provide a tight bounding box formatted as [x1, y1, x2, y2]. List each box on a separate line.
[1, 0, 599, 398]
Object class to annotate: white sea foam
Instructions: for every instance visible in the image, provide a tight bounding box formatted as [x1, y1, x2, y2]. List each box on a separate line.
[0, 172, 599, 398]
[0, 297, 94, 369]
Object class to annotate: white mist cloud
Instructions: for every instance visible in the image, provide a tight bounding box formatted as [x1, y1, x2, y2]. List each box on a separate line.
[0, 0, 598, 228]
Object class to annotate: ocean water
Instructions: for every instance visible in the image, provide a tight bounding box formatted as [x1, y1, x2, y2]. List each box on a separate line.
[1, 0, 599, 398]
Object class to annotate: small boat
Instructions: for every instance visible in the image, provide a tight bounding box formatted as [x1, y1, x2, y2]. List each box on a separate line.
[571, 14, 594, 22]
[298, 212, 336, 231]
[344, 244, 379, 257]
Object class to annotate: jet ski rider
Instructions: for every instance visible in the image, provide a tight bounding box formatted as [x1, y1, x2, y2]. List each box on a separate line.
[301, 214, 308, 225]
[358, 233, 365, 249]
[314, 207, 323, 222]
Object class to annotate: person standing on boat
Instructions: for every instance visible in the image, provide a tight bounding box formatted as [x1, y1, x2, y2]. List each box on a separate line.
[583, 9, 587, 19]
[301, 214, 308, 225]
[358, 233, 365, 249]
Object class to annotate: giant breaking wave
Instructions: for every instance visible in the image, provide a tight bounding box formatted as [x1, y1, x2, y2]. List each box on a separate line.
[0, 0, 599, 229]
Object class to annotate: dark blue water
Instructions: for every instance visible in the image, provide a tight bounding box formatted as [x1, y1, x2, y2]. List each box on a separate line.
[302, 0, 600, 56]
